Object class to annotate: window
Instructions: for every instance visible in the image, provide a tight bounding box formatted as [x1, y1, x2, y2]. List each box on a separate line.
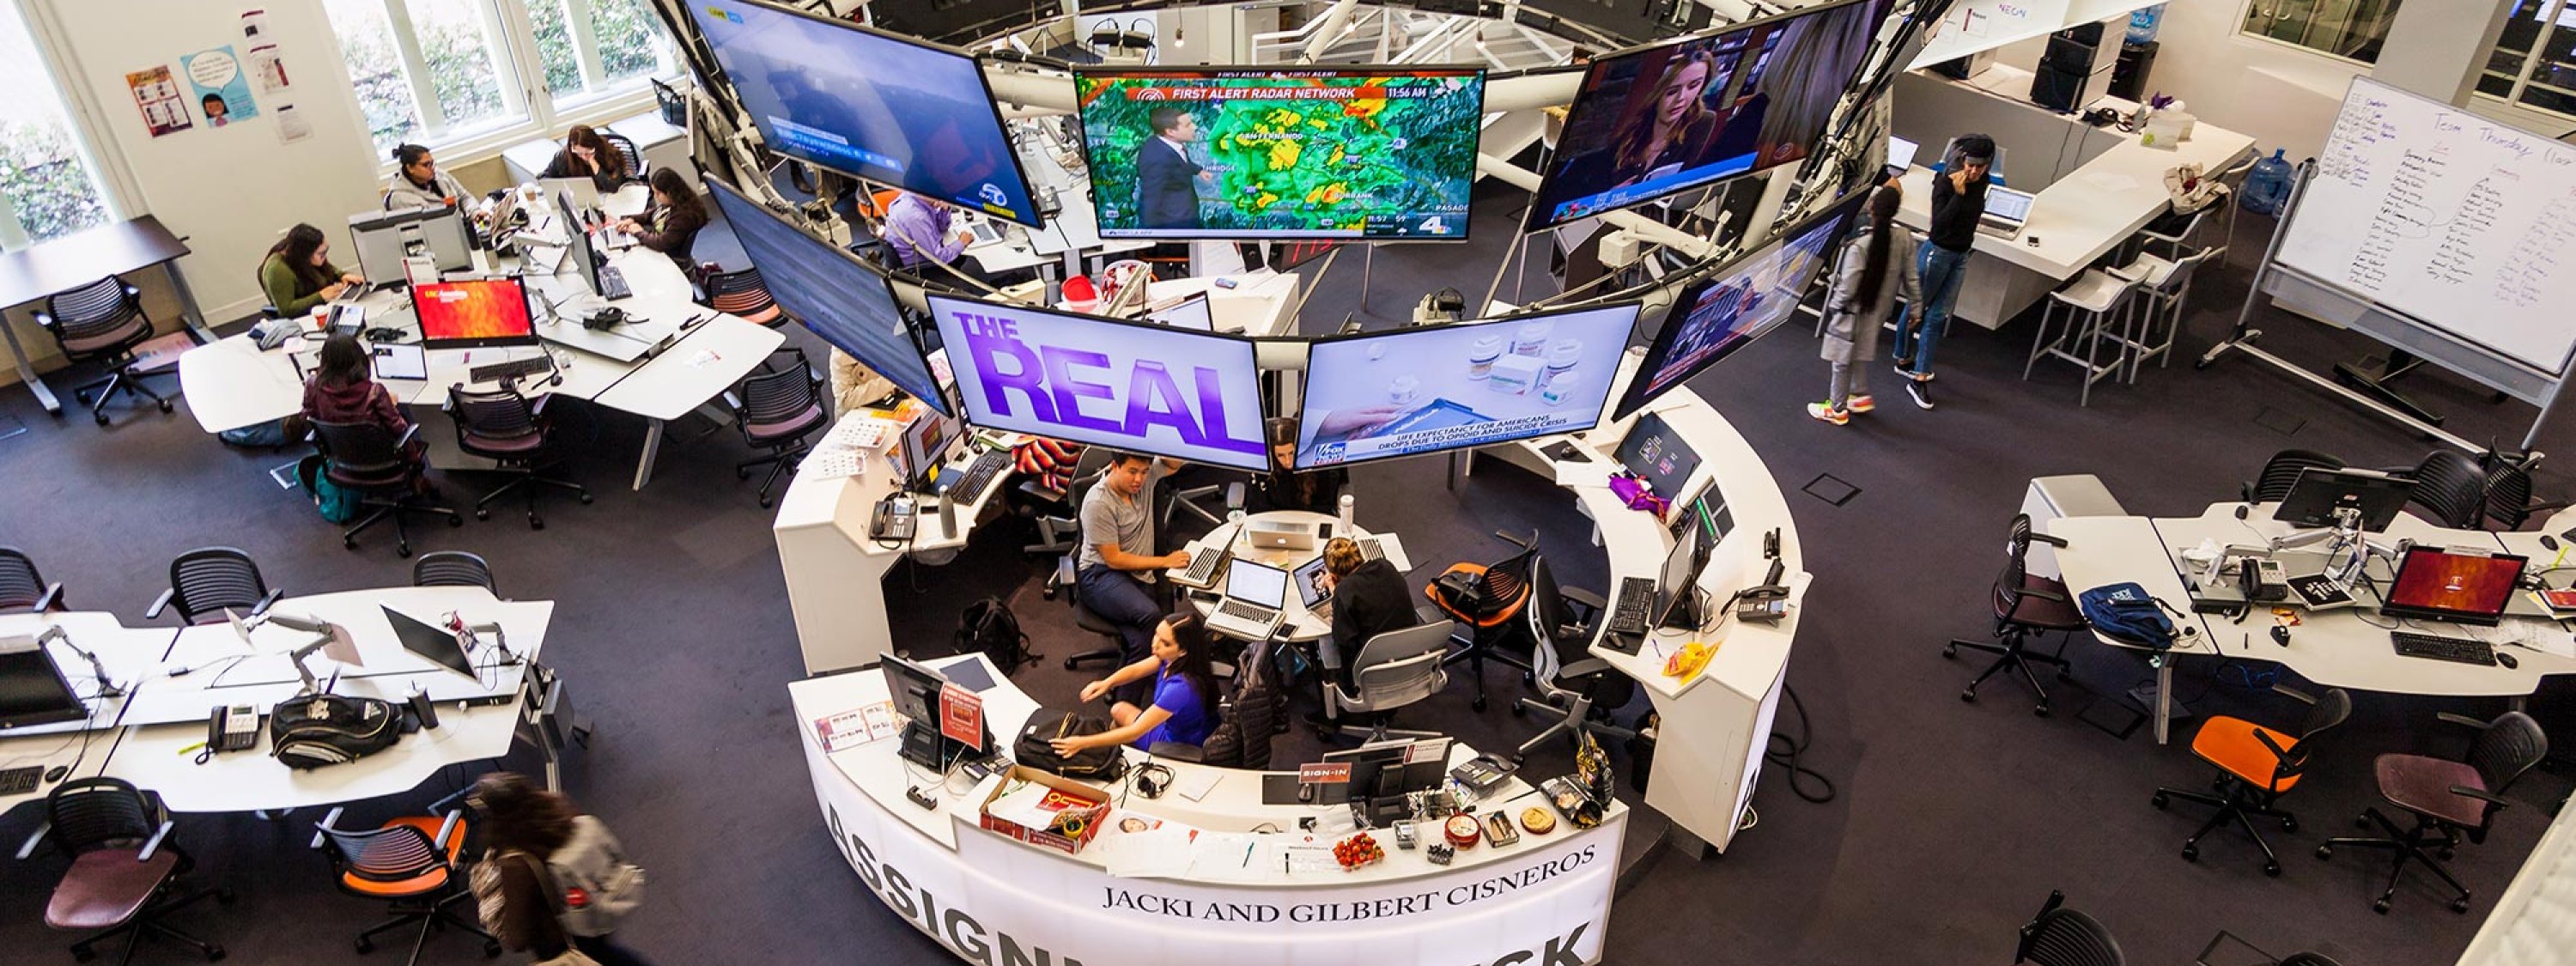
[2239, 0, 2403, 64]
[0, 0, 111, 245]
[326, 0, 674, 161]
[2479, 0, 2576, 121]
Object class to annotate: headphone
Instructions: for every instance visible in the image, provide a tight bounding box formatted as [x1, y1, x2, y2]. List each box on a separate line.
[1133, 761, 1175, 799]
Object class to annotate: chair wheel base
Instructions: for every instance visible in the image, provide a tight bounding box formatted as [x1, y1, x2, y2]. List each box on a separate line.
[475, 509, 489, 520]
[207, 946, 226, 962]
[2372, 899, 2390, 914]
[484, 940, 504, 957]
[92, 412, 108, 426]
[2150, 792, 2168, 810]
[1508, 702, 1526, 718]
[1941, 644, 1957, 659]
[2281, 816, 2298, 832]
[2033, 703, 2050, 717]
[2316, 844, 2333, 860]
[579, 494, 594, 504]
[1471, 696, 1487, 712]
[2263, 861, 2281, 877]
[2181, 843, 2197, 861]
[397, 546, 411, 558]
[2451, 896, 2473, 914]
[71, 943, 95, 963]
[356, 937, 374, 954]
[1959, 690, 1975, 702]
[447, 517, 463, 527]
[159, 399, 174, 413]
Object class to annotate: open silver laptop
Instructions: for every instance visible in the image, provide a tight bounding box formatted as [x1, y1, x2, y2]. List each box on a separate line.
[1206, 558, 1289, 641]
[1293, 556, 1333, 623]
[1247, 519, 1316, 552]
[1170, 522, 1238, 590]
[1978, 185, 2035, 239]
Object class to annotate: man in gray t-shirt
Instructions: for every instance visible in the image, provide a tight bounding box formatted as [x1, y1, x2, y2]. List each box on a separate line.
[1078, 452, 1192, 661]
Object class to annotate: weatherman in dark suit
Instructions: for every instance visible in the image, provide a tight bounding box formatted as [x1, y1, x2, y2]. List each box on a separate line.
[1137, 106, 1210, 229]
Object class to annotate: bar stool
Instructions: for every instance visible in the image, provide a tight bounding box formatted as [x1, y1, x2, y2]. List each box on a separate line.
[2108, 246, 2225, 381]
[2026, 270, 2140, 407]
[2213, 155, 2259, 248]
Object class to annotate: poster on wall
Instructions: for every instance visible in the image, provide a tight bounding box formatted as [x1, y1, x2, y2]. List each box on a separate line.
[274, 103, 311, 144]
[125, 66, 193, 137]
[246, 44, 290, 93]
[183, 46, 261, 128]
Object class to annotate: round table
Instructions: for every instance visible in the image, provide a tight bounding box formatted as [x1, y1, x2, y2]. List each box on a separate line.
[1180, 509, 1376, 644]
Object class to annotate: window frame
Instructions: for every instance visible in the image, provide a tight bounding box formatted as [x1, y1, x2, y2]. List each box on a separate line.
[2473, 0, 2576, 124]
[2233, 0, 2397, 68]
[0, 0, 127, 252]
[338, 0, 677, 179]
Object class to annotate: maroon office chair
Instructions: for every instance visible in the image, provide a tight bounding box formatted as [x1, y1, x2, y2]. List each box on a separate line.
[2316, 710, 2549, 914]
[17, 778, 230, 963]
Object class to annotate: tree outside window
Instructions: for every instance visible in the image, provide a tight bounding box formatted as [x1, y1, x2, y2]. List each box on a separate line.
[328, 0, 674, 162]
[0, 3, 109, 244]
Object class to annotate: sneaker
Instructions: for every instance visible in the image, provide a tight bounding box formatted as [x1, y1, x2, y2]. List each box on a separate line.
[1846, 394, 1876, 414]
[1905, 381, 1935, 410]
[1806, 402, 1850, 425]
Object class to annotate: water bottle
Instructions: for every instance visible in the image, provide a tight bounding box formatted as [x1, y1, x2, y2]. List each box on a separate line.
[1337, 493, 1356, 530]
[2241, 149, 2293, 217]
[2125, 4, 2165, 45]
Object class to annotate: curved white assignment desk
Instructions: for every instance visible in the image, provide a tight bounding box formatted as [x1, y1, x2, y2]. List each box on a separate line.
[791, 655, 1628, 966]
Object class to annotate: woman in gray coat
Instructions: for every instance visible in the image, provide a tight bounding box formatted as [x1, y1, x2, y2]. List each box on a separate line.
[1810, 184, 1919, 425]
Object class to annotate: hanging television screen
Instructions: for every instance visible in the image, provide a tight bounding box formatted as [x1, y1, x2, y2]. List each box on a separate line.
[1612, 187, 1872, 419]
[1524, 0, 1891, 231]
[704, 175, 949, 416]
[686, 0, 1042, 226]
[1073, 65, 1485, 240]
[1292, 302, 1643, 469]
[926, 294, 1269, 471]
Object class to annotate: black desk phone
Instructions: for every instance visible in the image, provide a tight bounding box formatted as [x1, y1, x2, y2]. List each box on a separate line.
[871, 495, 916, 541]
[207, 704, 260, 753]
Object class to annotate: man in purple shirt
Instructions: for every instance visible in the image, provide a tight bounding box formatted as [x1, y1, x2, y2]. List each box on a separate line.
[880, 191, 1032, 289]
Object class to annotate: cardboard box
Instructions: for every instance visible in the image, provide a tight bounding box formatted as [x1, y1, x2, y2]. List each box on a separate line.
[978, 766, 1111, 856]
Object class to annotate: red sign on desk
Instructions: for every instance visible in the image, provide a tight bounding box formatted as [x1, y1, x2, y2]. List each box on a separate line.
[939, 683, 984, 750]
[1298, 762, 1352, 784]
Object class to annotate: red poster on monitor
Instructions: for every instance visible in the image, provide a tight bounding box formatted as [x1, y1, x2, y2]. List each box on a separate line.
[938, 683, 984, 750]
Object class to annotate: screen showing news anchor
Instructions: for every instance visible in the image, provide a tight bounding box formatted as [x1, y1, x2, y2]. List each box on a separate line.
[704, 175, 949, 416]
[1294, 303, 1643, 469]
[1613, 187, 1869, 419]
[926, 295, 1268, 471]
[1525, 0, 1889, 230]
[415, 277, 538, 349]
[1073, 66, 1485, 240]
[686, 0, 1040, 226]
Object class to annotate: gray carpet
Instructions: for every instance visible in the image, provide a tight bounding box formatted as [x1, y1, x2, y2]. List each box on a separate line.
[0, 184, 2567, 966]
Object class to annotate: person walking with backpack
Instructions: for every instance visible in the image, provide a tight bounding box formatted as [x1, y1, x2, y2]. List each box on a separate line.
[471, 773, 654, 966]
[1809, 183, 1919, 425]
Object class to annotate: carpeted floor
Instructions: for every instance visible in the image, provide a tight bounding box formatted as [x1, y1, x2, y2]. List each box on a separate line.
[0, 182, 2567, 966]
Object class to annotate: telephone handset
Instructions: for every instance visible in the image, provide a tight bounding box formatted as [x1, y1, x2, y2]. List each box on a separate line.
[1736, 529, 1790, 623]
[870, 495, 917, 542]
[206, 703, 260, 755]
[1741, 559, 1790, 600]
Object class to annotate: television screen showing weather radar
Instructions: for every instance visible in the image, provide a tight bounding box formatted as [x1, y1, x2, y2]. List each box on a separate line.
[1073, 66, 1486, 240]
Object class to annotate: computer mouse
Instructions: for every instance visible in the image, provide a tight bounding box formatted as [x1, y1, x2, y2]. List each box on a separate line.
[43, 765, 68, 783]
[2498, 651, 2519, 670]
[2235, 504, 2250, 520]
[2269, 624, 2291, 647]
[2545, 535, 2562, 552]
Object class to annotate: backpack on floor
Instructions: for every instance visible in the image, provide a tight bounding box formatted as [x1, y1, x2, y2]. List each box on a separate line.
[957, 597, 1038, 674]
[295, 454, 361, 525]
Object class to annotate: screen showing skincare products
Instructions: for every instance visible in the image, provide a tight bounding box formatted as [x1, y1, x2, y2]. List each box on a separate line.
[1294, 303, 1643, 468]
[927, 294, 1268, 470]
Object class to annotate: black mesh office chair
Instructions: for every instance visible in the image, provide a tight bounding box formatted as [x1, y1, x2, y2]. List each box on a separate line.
[2014, 891, 2124, 966]
[1427, 532, 1542, 712]
[2317, 710, 2549, 914]
[0, 547, 65, 613]
[310, 420, 460, 558]
[2151, 686, 2352, 875]
[2400, 449, 2488, 530]
[410, 551, 495, 592]
[732, 348, 829, 507]
[1945, 514, 2085, 715]
[1510, 557, 1634, 763]
[16, 778, 229, 963]
[1024, 445, 1111, 556]
[2244, 449, 2345, 505]
[447, 384, 592, 529]
[1046, 556, 1130, 672]
[2479, 447, 2567, 530]
[600, 131, 645, 181]
[144, 548, 280, 626]
[35, 276, 173, 426]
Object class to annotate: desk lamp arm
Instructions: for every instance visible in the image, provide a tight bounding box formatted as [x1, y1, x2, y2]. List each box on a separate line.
[37, 625, 123, 698]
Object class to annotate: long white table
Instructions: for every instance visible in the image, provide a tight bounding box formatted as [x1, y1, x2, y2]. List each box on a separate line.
[0, 611, 174, 815]
[176, 185, 781, 489]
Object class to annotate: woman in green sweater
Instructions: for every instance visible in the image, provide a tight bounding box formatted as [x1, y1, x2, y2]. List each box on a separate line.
[260, 223, 364, 317]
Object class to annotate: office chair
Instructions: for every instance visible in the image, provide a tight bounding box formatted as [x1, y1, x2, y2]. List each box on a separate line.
[2150, 685, 2352, 876]
[34, 276, 173, 426]
[2014, 890, 2124, 966]
[650, 78, 688, 127]
[599, 131, 645, 181]
[1427, 531, 1542, 712]
[1023, 445, 1110, 556]
[700, 267, 786, 329]
[0, 546, 66, 612]
[1944, 514, 2084, 716]
[16, 778, 229, 964]
[731, 348, 829, 507]
[410, 550, 496, 593]
[447, 384, 592, 530]
[311, 420, 461, 558]
[2478, 447, 2567, 531]
[2316, 710, 2549, 914]
[1320, 620, 1454, 743]
[144, 548, 280, 626]
[2244, 449, 2345, 505]
[1508, 558, 1636, 762]
[1045, 556, 1128, 671]
[2397, 448, 2488, 530]
[1162, 477, 1243, 532]
[312, 798, 497, 964]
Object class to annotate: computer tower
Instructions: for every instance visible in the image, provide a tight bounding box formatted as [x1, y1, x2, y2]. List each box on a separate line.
[2110, 41, 2159, 102]
[2030, 23, 2105, 113]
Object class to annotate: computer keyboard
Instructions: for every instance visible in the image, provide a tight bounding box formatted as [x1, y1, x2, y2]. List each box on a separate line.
[1608, 576, 1658, 636]
[2391, 631, 2498, 666]
[1178, 545, 1226, 586]
[944, 449, 1011, 507]
[469, 355, 555, 386]
[1218, 599, 1273, 623]
[0, 765, 41, 796]
[597, 264, 632, 301]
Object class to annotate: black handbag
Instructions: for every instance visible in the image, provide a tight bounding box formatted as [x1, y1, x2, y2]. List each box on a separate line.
[1013, 708, 1125, 781]
[268, 694, 402, 769]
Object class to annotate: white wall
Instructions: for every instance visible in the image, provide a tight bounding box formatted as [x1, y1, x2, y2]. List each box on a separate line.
[2134, 0, 2365, 160]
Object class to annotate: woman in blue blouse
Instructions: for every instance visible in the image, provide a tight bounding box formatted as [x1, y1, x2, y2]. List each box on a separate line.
[1054, 613, 1222, 754]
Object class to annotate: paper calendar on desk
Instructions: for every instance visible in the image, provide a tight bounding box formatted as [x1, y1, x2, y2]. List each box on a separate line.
[802, 451, 866, 482]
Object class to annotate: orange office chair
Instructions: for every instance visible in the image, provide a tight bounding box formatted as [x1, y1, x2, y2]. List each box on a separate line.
[2150, 685, 2352, 876]
[1427, 531, 1540, 712]
[312, 799, 496, 964]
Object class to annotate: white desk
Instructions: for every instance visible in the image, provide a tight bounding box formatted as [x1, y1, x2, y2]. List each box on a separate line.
[1145, 271, 1302, 337]
[788, 654, 1625, 966]
[105, 586, 553, 814]
[1893, 122, 2254, 330]
[0, 611, 173, 815]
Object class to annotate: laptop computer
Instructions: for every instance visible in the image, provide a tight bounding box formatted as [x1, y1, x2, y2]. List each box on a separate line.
[1293, 556, 1334, 623]
[1206, 558, 1290, 641]
[1978, 185, 2036, 239]
[1884, 136, 1919, 178]
[1170, 523, 1237, 590]
[1247, 520, 1316, 552]
[537, 177, 601, 214]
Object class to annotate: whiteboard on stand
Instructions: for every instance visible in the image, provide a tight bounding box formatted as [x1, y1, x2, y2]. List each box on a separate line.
[2275, 76, 2576, 377]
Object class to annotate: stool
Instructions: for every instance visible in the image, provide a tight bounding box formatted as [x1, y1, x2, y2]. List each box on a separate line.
[2025, 270, 2140, 407]
[2108, 246, 2225, 383]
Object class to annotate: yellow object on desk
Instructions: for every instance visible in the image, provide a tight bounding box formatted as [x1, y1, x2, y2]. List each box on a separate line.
[1662, 641, 1715, 680]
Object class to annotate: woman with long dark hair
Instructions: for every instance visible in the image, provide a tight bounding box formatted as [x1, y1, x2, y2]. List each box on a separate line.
[471, 773, 658, 966]
[1054, 612, 1222, 753]
[259, 223, 363, 318]
[1809, 183, 1918, 426]
[302, 333, 427, 464]
[1607, 49, 1720, 188]
[541, 125, 627, 191]
[611, 168, 708, 267]
[1248, 416, 1348, 515]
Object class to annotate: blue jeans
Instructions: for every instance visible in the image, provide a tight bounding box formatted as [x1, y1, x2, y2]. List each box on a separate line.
[1077, 564, 1164, 661]
[1900, 244, 1971, 374]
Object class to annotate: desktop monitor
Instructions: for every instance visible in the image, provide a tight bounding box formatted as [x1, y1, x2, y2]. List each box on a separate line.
[926, 293, 1268, 471]
[898, 411, 961, 491]
[1612, 187, 1871, 420]
[0, 639, 86, 729]
[383, 605, 480, 681]
[1224, 558, 1290, 610]
[413, 277, 538, 349]
[1614, 411, 1701, 499]
[1323, 737, 1447, 800]
[1293, 302, 1644, 470]
[705, 175, 950, 416]
[1073, 65, 1485, 241]
[2271, 468, 2411, 531]
[553, 190, 606, 300]
[2381, 546, 2527, 628]
[415, 204, 475, 270]
[1524, 0, 1893, 230]
[1145, 293, 1216, 331]
[686, 0, 1041, 226]
[1656, 522, 1704, 630]
[880, 653, 984, 766]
